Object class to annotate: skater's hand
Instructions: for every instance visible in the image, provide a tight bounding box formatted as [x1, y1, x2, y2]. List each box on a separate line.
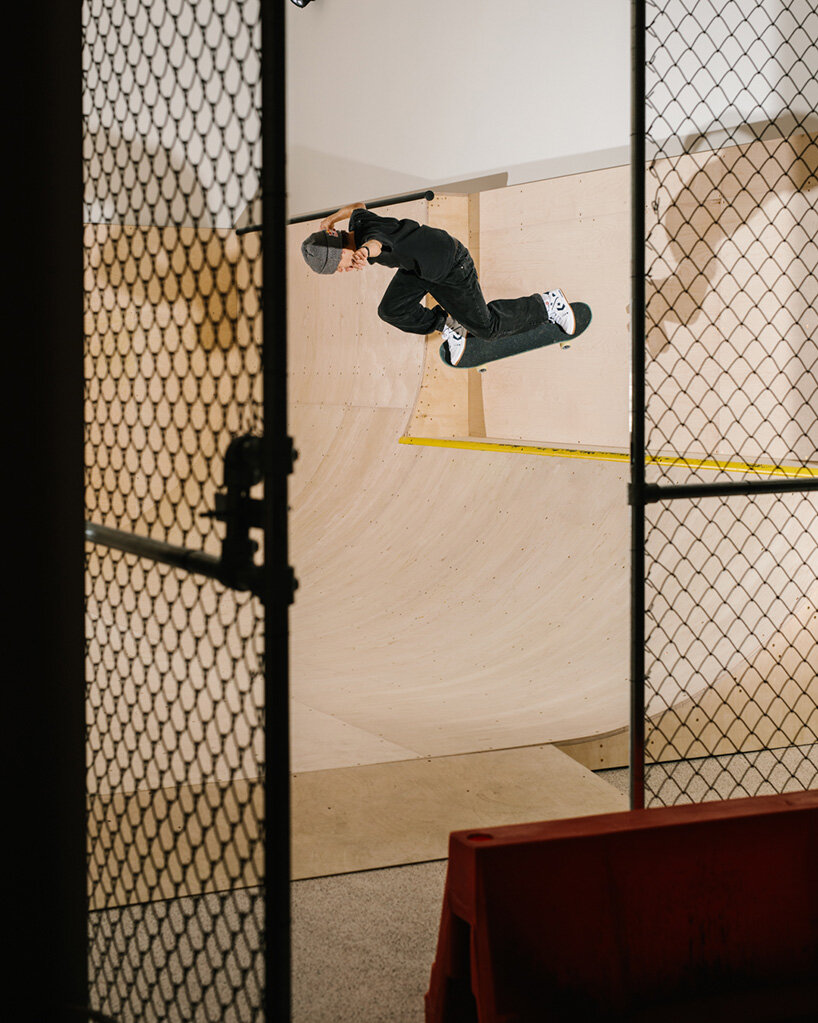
[320, 203, 365, 232]
[351, 246, 371, 270]
[351, 239, 381, 269]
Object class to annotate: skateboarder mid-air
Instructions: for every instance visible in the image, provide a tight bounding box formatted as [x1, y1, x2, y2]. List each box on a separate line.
[300, 202, 576, 366]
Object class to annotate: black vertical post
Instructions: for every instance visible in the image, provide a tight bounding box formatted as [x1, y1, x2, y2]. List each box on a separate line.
[630, 0, 647, 810]
[5, 6, 87, 1021]
[261, 1, 292, 1021]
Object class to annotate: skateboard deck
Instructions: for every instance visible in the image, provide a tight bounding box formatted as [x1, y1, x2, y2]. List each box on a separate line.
[439, 302, 592, 369]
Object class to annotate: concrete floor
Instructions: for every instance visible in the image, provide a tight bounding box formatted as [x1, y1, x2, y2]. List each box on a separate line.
[88, 755, 817, 1021]
[291, 753, 818, 1022]
[291, 768, 632, 1023]
[292, 859, 448, 1023]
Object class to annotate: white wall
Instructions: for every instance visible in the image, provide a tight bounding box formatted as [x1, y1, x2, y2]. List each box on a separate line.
[81, 0, 818, 225]
[646, 0, 818, 158]
[285, 0, 632, 218]
[286, 0, 818, 219]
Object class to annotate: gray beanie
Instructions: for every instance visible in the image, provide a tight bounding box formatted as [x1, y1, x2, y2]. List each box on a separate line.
[301, 230, 344, 274]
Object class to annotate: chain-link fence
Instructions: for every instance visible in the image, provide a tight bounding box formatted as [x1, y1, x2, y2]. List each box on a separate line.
[636, 0, 818, 806]
[83, 2, 268, 1019]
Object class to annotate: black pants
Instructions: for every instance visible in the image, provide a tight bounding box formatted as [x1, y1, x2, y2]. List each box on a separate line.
[377, 241, 548, 340]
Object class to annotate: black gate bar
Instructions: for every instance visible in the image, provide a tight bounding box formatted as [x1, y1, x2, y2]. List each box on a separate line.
[629, 0, 647, 811]
[261, 0, 292, 1019]
[84, 521, 265, 598]
[644, 477, 818, 503]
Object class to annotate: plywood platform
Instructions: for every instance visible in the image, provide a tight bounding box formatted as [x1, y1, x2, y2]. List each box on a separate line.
[291, 744, 627, 879]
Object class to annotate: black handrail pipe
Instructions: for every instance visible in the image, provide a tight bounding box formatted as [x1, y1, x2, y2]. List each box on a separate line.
[237, 188, 435, 234]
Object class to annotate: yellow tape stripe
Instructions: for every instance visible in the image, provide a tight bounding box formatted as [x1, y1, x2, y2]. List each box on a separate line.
[399, 436, 818, 478]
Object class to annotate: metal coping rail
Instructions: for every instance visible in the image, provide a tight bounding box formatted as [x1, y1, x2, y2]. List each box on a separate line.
[399, 437, 818, 479]
[237, 188, 436, 234]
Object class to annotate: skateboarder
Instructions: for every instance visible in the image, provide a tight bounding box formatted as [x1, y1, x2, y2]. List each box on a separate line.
[300, 202, 575, 366]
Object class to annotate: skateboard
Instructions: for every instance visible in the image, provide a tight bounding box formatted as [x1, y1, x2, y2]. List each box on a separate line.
[439, 302, 592, 369]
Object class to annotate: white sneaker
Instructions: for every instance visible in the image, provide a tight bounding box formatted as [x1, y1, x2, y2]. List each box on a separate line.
[442, 317, 467, 366]
[542, 289, 576, 335]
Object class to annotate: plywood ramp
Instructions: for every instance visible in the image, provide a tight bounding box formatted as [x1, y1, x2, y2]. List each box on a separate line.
[405, 194, 472, 439]
[83, 150, 817, 891]
[288, 197, 631, 782]
[289, 163, 817, 790]
[646, 593, 818, 763]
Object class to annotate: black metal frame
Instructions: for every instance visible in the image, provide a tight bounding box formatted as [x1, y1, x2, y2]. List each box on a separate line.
[630, 0, 647, 811]
[645, 478, 818, 503]
[9, 7, 87, 1020]
[262, 1, 292, 1018]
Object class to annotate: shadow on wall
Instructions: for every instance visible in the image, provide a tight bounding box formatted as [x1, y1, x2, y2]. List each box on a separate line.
[84, 125, 211, 226]
[83, 124, 257, 229]
[646, 115, 818, 347]
[646, 115, 818, 463]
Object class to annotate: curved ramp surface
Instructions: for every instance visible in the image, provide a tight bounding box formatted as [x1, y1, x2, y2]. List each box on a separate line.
[287, 199, 630, 773]
[288, 155, 818, 780]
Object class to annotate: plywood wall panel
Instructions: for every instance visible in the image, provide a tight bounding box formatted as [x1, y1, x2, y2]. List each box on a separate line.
[471, 168, 631, 449]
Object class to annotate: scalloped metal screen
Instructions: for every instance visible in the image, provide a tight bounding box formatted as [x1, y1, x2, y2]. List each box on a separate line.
[83, 1, 265, 1019]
